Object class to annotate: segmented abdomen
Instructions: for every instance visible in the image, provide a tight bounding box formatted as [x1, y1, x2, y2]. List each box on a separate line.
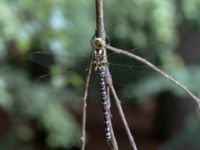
[98, 66, 112, 142]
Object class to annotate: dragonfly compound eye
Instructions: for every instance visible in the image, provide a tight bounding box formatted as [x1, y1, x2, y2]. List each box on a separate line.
[93, 37, 106, 49]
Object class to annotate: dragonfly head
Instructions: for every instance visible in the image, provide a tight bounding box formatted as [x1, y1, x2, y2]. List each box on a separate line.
[92, 37, 106, 49]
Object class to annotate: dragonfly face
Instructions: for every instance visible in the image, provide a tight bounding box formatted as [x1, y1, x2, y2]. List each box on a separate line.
[92, 37, 108, 68]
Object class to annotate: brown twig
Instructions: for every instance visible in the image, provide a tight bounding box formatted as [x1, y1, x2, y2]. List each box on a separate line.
[105, 67, 138, 150]
[95, 0, 105, 38]
[107, 45, 200, 106]
[107, 87, 119, 150]
[81, 58, 93, 150]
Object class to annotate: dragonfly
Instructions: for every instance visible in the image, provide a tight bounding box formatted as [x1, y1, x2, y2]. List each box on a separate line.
[29, 38, 154, 143]
[29, 49, 151, 85]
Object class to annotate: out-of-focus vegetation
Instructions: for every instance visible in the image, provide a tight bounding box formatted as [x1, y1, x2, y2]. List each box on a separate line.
[0, 0, 200, 149]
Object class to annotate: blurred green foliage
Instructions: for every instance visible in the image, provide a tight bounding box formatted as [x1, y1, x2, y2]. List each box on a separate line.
[0, 0, 200, 149]
[182, 0, 200, 27]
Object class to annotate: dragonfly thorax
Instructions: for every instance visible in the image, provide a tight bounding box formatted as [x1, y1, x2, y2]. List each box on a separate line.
[92, 37, 108, 69]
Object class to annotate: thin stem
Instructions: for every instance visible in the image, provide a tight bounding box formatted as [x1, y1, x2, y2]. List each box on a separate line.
[105, 67, 137, 150]
[95, 0, 105, 38]
[109, 84, 138, 150]
[81, 58, 93, 150]
[107, 45, 200, 106]
[107, 87, 119, 150]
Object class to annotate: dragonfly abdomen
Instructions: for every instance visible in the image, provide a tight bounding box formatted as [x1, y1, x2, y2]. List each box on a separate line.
[98, 66, 112, 142]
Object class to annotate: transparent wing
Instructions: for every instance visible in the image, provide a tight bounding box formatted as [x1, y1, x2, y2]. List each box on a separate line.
[29, 51, 55, 67]
[29, 40, 163, 68]
[29, 51, 149, 69]
[107, 53, 153, 88]
[29, 51, 87, 68]
[29, 50, 153, 88]
[29, 51, 85, 86]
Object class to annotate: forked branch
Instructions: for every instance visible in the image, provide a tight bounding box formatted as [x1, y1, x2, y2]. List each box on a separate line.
[107, 87, 119, 150]
[110, 84, 138, 150]
[107, 45, 200, 106]
[105, 67, 138, 150]
[95, 0, 137, 149]
[95, 0, 119, 149]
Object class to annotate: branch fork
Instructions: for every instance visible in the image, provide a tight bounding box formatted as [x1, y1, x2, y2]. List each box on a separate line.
[81, 0, 200, 150]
